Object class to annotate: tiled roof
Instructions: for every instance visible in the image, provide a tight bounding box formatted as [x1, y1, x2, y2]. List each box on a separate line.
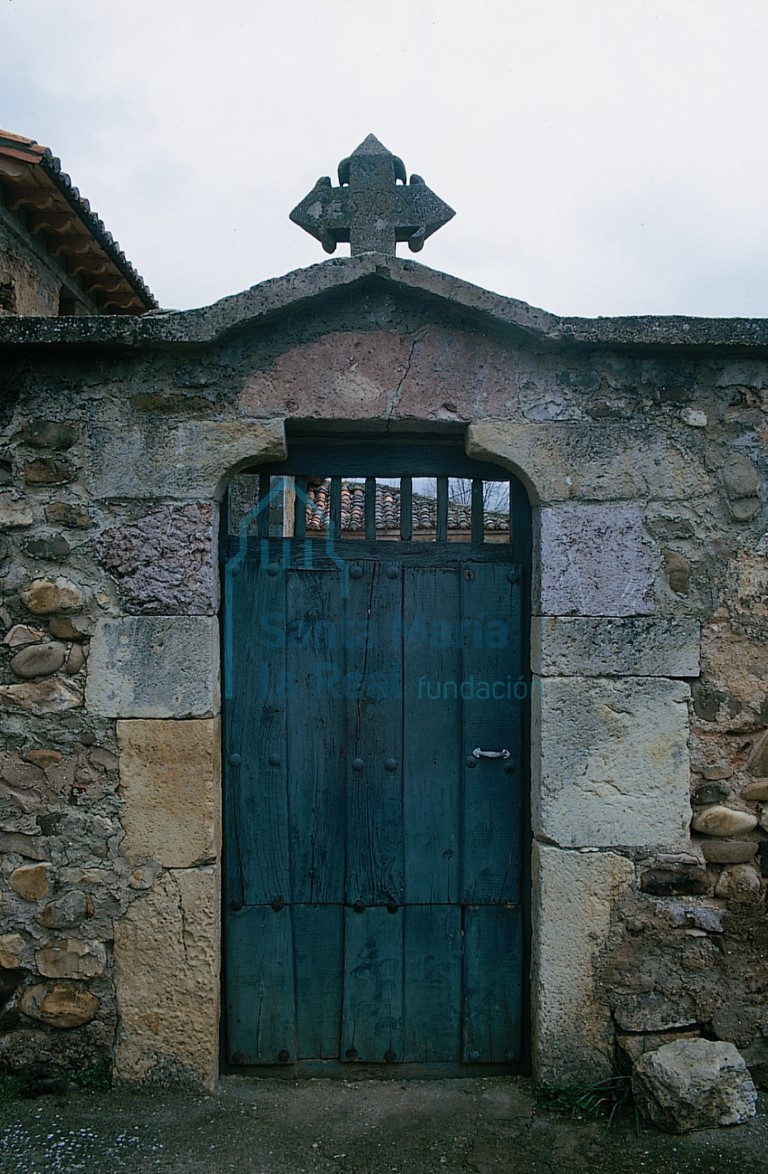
[305, 480, 509, 533]
[0, 128, 156, 314]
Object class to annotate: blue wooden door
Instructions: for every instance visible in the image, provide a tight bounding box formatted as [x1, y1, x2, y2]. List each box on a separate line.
[224, 550, 527, 1070]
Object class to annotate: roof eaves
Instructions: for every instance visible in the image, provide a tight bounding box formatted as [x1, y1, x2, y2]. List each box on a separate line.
[38, 150, 158, 310]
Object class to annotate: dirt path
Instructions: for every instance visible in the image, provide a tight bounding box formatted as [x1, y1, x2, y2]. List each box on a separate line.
[1, 1077, 766, 1174]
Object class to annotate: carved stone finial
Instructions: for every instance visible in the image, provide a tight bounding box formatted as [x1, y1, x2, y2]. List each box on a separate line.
[289, 134, 455, 257]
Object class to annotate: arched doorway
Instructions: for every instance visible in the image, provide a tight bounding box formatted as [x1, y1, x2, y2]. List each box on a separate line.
[221, 437, 532, 1074]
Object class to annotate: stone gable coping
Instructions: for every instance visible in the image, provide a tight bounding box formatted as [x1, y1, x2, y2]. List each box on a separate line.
[3, 254, 768, 353]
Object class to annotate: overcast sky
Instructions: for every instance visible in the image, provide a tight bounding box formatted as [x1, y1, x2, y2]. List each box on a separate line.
[3, 0, 768, 318]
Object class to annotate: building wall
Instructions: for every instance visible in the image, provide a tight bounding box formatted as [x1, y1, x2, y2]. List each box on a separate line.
[0, 214, 98, 317]
[0, 277, 766, 1088]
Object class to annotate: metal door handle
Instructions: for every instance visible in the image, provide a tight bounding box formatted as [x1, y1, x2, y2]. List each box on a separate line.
[472, 747, 510, 760]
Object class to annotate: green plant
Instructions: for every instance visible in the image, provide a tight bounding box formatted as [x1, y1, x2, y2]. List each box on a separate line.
[72, 1059, 112, 1091]
[0, 1074, 24, 1104]
[535, 1075, 633, 1127]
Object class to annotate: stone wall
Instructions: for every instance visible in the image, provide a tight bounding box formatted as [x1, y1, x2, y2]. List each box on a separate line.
[0, 256, 765, 1088]
[0, 216, 96, 318]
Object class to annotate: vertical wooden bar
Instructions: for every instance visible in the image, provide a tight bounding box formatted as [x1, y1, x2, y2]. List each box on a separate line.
[402, 566, 461, 903]
[258, 474, 271, 537]
[293, 476, 307, 538]
[365, 476, 377, 540]
[402, 905, 462, 1062]
[342, 907, 403, 1062]
[461, 562, 523, 904]
[345, 562, 404, 906]
[225, 906, 297, 1064]
[400, 476, 413, 541]
[471, 478, 484, 544]
[228, 558, 290, 906]
[330, 475, 342, 538]
[511, 477, 531, 559]
[293, 905, 344, 1059]
[436, 476, 448, 542]
[286, 569, 346, 904]
[463, 906, 523, 1062]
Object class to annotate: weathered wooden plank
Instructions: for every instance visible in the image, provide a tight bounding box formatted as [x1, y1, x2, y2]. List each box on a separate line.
[293, 476, 307, 538]
[254, 442, 524, 481]
[471, 479, 484, 544]
[436, 477, 448, 542]
[225, 905, 296, 1064]
[286, 569, 346, 903]
[402, 905, 462, 1062]
[461, 563, 523, 904]
[345, 561, 404, 906]
[342, 906, 403, 1062]
[365, 476, 376, 540]
[228, 559, 290, 906]
[402, 566, 461, 903]
[463, 905, 523, 1063]
[399, 476, 413, 541]
[293, 905, 344, 1059]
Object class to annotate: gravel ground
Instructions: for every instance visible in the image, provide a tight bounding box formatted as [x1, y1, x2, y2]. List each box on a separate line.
[0, 1077, 766, 1174]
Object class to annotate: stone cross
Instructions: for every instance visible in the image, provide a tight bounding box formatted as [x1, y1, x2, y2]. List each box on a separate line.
[290, 134, 455, 257]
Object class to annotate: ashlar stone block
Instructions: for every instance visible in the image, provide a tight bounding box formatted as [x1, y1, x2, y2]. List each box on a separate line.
[117, 719, 220, 868]
[533, 676, 691, 848]
[85, 420, 285, 500]
[114, 866, 219, 1088]
[86, 617, 219, 718]
[539, 505, 658, 616]
[532, 616, 700, 678]
[532, 843, 634, 1083]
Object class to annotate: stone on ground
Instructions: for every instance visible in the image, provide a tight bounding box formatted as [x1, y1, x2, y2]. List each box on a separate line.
[631, 1038, 757, 1133]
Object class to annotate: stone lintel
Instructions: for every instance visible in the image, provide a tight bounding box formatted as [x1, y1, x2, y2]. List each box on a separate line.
[533, 676, 691, 848]
[86, 617, 219, 718]
[532, 843, 634, 1084]
[532, 616, 701, 678]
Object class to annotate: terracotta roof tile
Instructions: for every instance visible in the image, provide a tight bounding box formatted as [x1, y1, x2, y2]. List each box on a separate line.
[0, 128, 157, 313]
[305, 480, 508, 534]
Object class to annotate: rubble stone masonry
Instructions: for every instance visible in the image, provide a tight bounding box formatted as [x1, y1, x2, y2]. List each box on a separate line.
[0, 255, 765, 1087]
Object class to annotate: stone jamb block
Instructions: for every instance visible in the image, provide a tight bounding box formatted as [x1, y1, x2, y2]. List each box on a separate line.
[113, 866, 220, 1089]
[532, 616, 700, 678]
[533, 676, 691, 848]
[539, 505, 658, 616]
[531, 842, 634, 1084]
[117, 718, 221, 868]
[86, 617, 220, 718]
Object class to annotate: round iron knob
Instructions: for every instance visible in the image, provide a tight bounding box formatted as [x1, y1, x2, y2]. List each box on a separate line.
[345, 1047, 359, 1061]
[465, 756, 477, 768]
[352, 757, 364, 771]
[268, 753, 282, 767]
[350, 565, 364, 579]
[384, 757, 397, 772]
[228, 753, 241, 766]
